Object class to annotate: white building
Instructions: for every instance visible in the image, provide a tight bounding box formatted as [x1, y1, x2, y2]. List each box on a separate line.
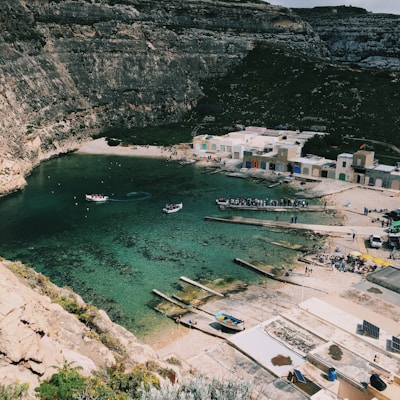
[192, 126, 325, 161]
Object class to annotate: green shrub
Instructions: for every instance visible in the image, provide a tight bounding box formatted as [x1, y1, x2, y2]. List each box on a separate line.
[108, 364, 160, 394]
[34, 361, 86, 400]
[0, 382, 29, 400]
[165, 357, 182, 367]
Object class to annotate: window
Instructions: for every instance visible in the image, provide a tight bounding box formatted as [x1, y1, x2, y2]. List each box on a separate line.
[342, 161, 346, 168]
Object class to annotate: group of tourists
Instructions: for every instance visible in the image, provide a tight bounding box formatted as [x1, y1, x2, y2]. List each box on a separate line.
[315, 251, 379, 274]
[224, 197, 309, 207]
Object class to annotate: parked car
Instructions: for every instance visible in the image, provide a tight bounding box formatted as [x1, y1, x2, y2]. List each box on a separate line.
[369, 234, 383, 248]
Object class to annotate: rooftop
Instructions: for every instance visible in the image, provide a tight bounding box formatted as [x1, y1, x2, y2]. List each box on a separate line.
[371, 164, 396, 172]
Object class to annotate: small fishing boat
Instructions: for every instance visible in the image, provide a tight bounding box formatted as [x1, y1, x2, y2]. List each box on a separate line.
[215, 312, 245, 331]
[215, 198, 230, 206]
[85, 194, 109, 202]
[163, 203, 183, 213]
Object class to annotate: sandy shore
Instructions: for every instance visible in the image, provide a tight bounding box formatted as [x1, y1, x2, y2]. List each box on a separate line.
[77, 137, 194, 160]
[76, 138, 400, 374]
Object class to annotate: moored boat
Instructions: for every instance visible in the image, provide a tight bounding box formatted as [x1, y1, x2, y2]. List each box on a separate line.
[216, 198, 230, 206]
[163, 202, 183, 213]
[215, 312, 245, 331]
[85, 194, 109, 202]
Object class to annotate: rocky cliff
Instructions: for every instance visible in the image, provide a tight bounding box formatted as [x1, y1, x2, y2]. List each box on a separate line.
[1, 1, 400, 393]
[0, 0, 326, 196]
[1, 2, 400, 197]
[295, 6, 400, 70]
[0, 258, 163, 398]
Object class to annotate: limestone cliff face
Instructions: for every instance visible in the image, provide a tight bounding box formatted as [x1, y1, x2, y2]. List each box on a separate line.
[1, 2, 399, 197]
[0, 0, 325, 196]
[295, 6, 400, 70]
[0, 259, 161, 399]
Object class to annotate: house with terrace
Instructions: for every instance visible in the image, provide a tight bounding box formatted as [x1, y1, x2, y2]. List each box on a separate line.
[193, 126, 326, 164]
[193, 126, 400, 189]
[336, 150, 400, 189]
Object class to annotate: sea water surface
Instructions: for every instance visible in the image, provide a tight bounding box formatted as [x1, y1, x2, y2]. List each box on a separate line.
[0, 154, 336, 340]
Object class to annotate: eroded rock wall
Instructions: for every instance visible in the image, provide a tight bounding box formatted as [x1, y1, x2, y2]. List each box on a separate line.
[1, 2, 399, 196]
[0, 0, 325, 196]
[0, 259, 160, 399]
[295, 6, 400, 70]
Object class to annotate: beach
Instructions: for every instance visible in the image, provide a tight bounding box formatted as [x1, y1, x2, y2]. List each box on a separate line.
[77, 137, 194, 160]
[76, 138, 400, 381]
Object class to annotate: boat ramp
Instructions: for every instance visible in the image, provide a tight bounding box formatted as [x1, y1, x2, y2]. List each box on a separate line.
[179, 276, 224, 297]
[152, 261, 327, 340]
[152, 287, 238, 339]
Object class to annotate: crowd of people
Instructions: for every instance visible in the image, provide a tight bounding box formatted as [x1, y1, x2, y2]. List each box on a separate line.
[219, 197, 309, 207]
[314, 250, 380, 274]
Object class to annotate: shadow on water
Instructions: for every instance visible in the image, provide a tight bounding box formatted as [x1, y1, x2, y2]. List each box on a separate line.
[108, 191, 152, 202]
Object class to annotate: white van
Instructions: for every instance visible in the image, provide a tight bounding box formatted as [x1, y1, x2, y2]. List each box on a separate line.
[369, 234, 383, 248]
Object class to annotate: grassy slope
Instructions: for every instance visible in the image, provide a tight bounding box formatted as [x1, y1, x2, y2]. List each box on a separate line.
[105, 44, 400, 164]
[193, 45, 400, 163]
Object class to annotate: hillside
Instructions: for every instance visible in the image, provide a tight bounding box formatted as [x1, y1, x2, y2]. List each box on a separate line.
[181, 44, 400, 164]
[1, 2, 400, 396]
[1, 1, 400, 195]
[0, 258, 165, 399]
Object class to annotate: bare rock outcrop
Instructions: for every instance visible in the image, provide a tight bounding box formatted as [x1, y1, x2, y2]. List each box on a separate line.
[0, 259, 160, 398]
[295, 6, 400, 70]
[0, 0, 326, 197]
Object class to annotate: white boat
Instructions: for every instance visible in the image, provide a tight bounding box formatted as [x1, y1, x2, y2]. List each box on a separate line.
[216, 198, 230, 206]
[85, 194, 109, 202]
[215, 312, 245, 331]
[163, 203, 183, 213]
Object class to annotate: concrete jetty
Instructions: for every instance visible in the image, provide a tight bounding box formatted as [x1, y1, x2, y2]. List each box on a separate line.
[180, 276, 224, 297]
[219, 204, 332, 212]
[205, 215, 385, 237]
[152, 289, 188, 309]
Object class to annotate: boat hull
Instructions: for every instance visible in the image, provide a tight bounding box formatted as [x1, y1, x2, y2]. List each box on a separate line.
[163, 203, 183, 213]
[215, 312, 245, 331]
[216, 198, 230, 206]
[85, 194, 109, 202]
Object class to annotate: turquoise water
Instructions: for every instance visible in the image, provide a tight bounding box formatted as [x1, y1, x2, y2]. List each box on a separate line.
[0, 154, 336, 339]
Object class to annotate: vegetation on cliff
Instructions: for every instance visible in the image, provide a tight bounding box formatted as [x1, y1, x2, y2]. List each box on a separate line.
[1, 260, 254, 400]
[32, 364, 252, 400]
[189, 44, 400, 164]
[107, 43, 400, 165]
